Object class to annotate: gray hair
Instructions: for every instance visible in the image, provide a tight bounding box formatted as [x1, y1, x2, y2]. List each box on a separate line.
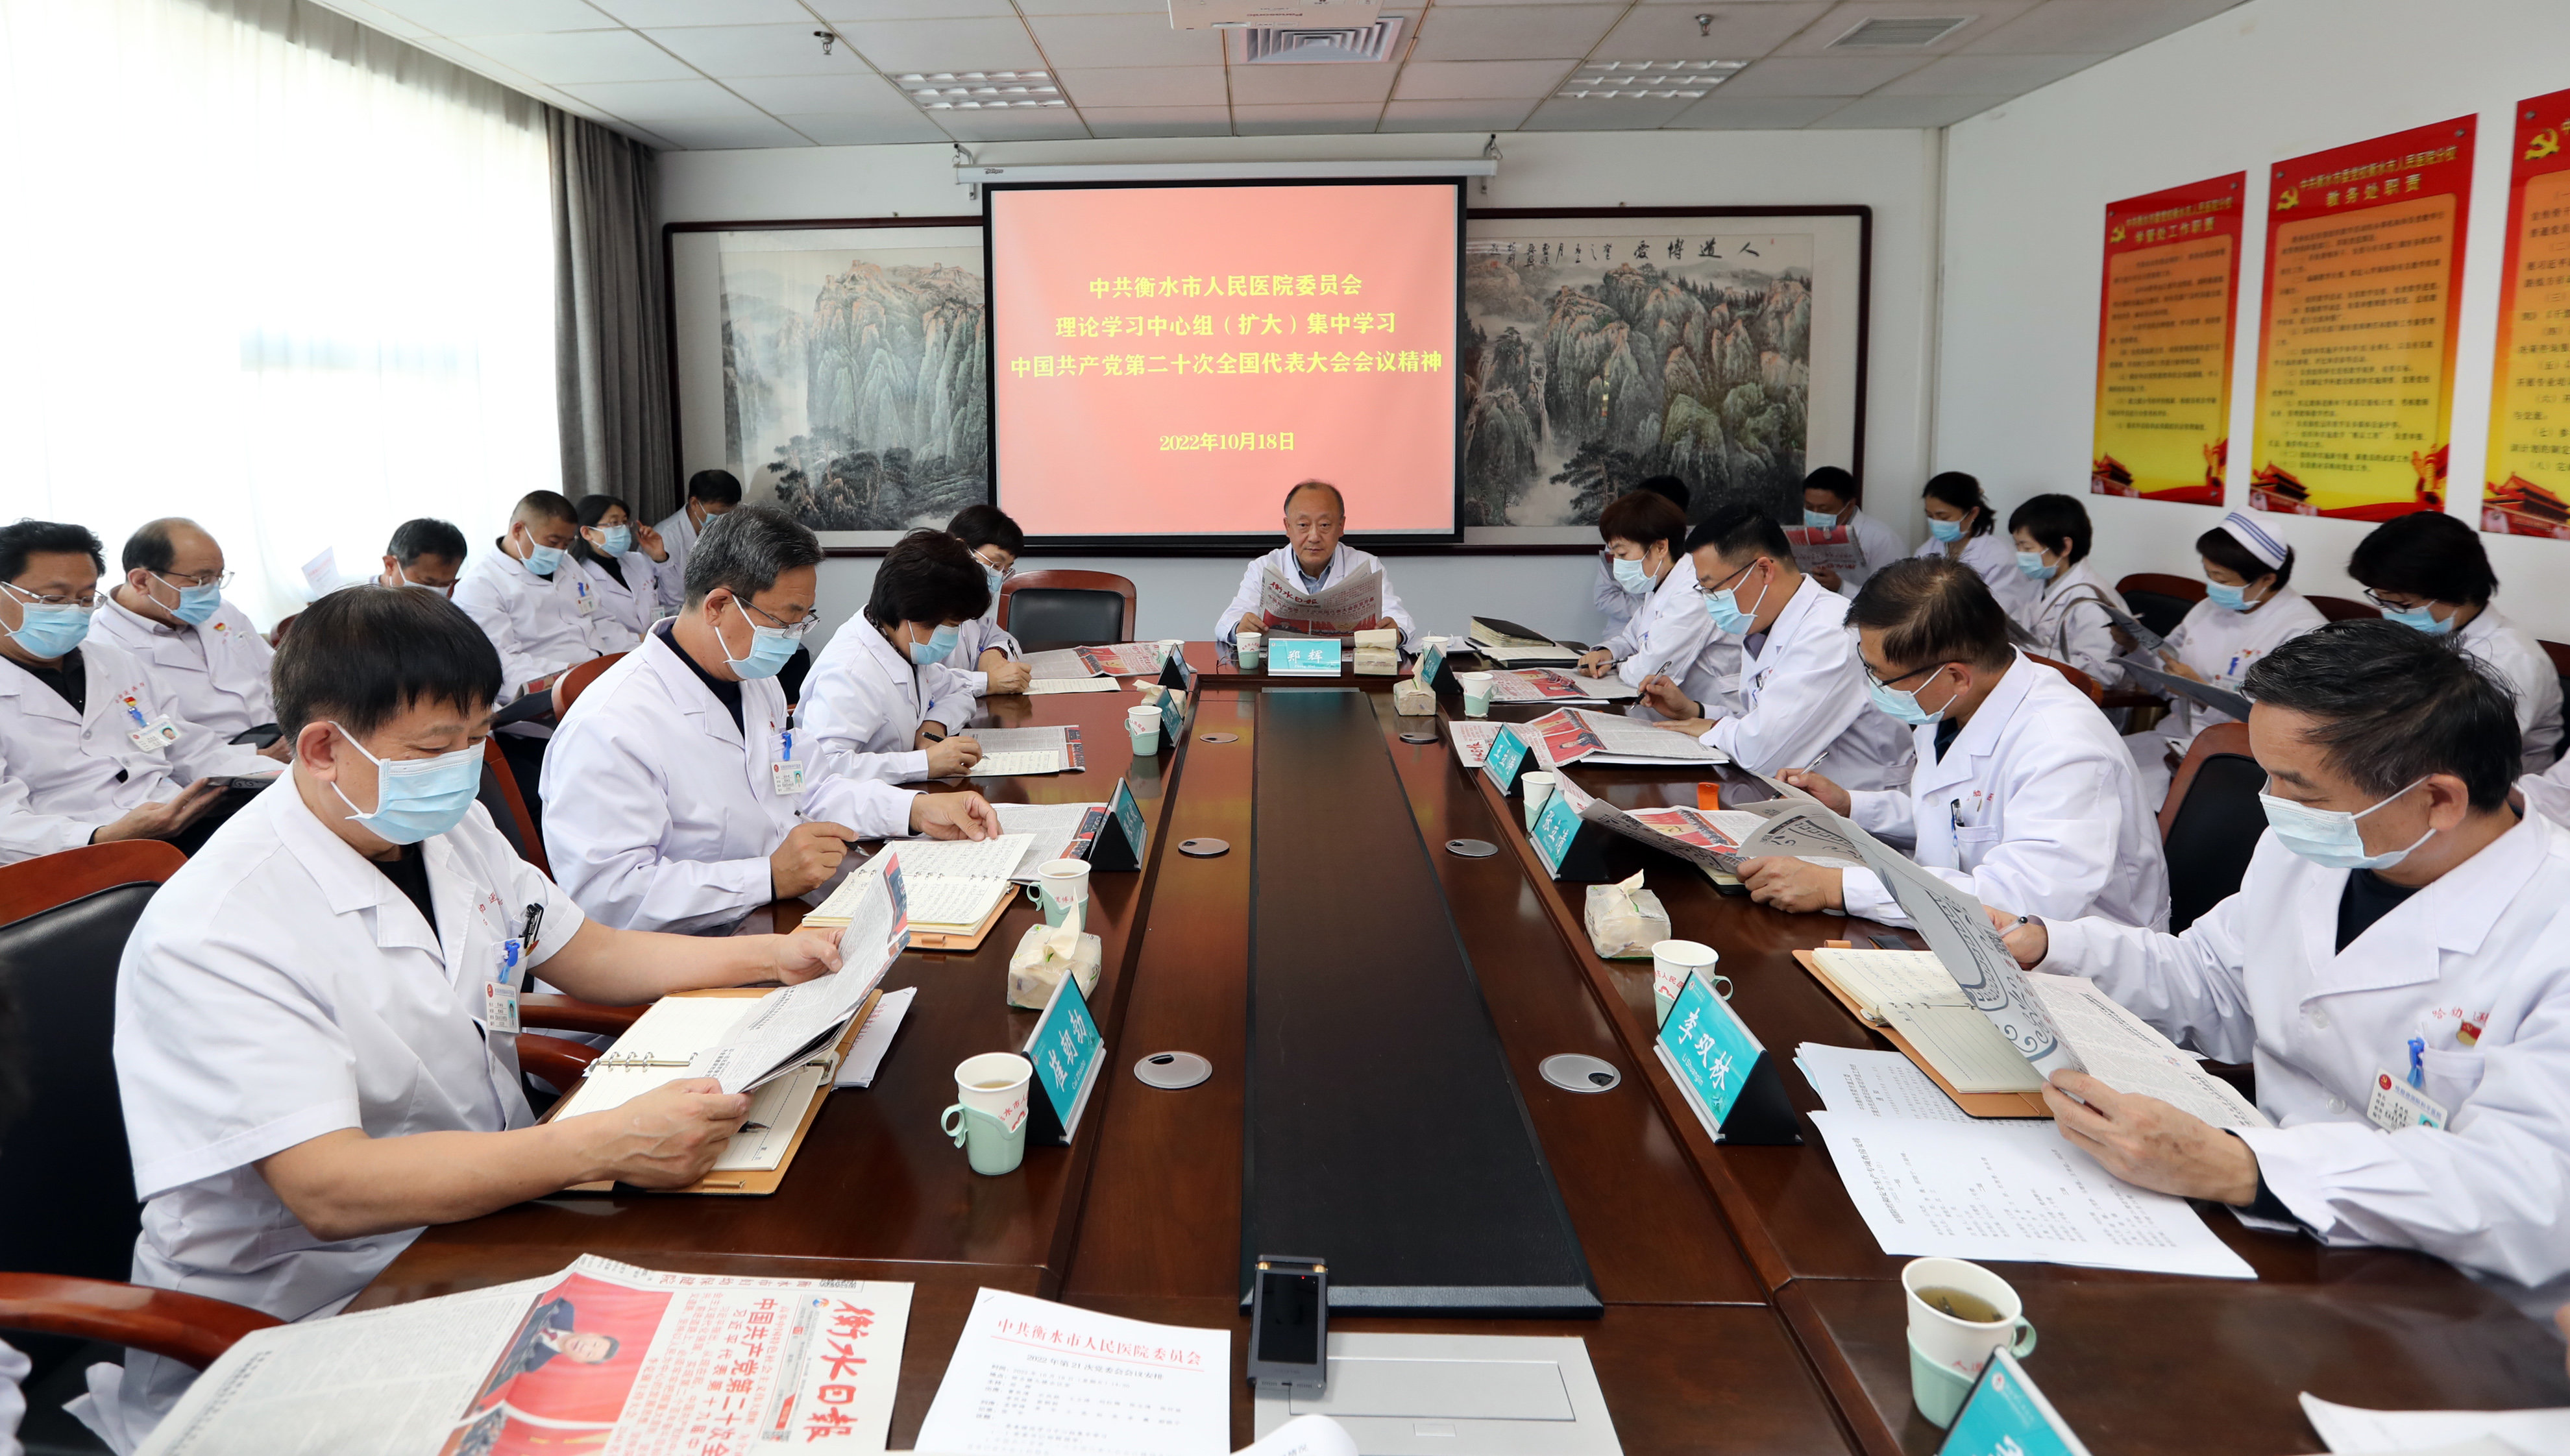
[684, 504, 822, 604]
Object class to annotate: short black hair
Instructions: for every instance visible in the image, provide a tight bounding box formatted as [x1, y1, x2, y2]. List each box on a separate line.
[1598, 490, 1688, 555]
[1636, 475, 1691, 511]
[864, 529, 991, 629]
[514, 490, 578, 526]
[1685, 501, 1793, 564]
[2348, 511, 2497, 607]
[1282, 479, 1345, 516]
[273, 585, 503, 739]
[1803, 466, 1859, 506]
[387, 518, 468, 566]
[1922, 471, 1995, 537]
[570, 494, 631, 566]
[1849, 557, 2014, 673]
[687, 469, 744, 507]
[948, 503, 1025, 557]
[687, 505, 822, 606]
[2007, 493, 2092, 566]
[2195, 524, 2295, 589]
[121, 518, 200, 576]
[0, 519, 105, 583]
[2244, 620, 2517, 810]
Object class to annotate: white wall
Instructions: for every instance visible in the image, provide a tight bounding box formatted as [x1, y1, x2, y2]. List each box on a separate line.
[658, 126, 1942, 650]
[1939, 0, 2570, 640]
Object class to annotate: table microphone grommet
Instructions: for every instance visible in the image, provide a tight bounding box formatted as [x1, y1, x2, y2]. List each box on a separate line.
[1445, 838, 1498, 858]
[1134, 1051, 1212, 1089]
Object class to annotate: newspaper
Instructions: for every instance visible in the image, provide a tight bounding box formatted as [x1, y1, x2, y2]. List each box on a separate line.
[1446, 720, 1502, 768]
[994, 801, 1110, 879]
[700, 857, 907, 1092]
[2124, 659, 2252, 720]
[1079, 642, 1165, 677]
[138, 1256, 913, 1456]
[1567, 708, 1724, 762]
[1488, 668, 1612, 703]
[1021, 648, 1096, 679]
[1258, 564, 1386, 636]
[1785, 524, 1865, 575]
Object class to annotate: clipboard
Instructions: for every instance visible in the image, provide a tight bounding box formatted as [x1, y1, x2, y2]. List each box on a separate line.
[903, 887, 1014, 952]
[541, 986, 881, 1195]
[1793, 945, 2049, 1119]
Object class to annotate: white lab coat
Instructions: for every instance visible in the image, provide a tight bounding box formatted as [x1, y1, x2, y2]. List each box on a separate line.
[542, 629, 917, 933]
[1598, 554, 1740, 716]
[1591, 550, 1640, 637]
[567, 550, 676, 654]
[2454, 607, 2563, 773]
[0, 1339, 23, 1456]
[655, 505, 703, 590]
[1842, 651, 2168, 929]
[940, 611, 1023, 696]
[1215, 543, 1417, 646]
[1698, 575, 1913, 792]
[1826, 507, 1909, 598]
[0, 638, 270, 865]
[89, 594, 276, 738]
[2042, 812, 2570, 1292]
[1916, 531, 2040, 617]
[796, 618, 981, 784]
[111, 778, 584, 1428]
[452, 544, 608, 726]
[2014, 561, 2130, 689]
[2151, 589, 2327, 737]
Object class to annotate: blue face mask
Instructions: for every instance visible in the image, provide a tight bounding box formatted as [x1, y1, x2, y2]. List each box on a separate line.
[1701, 570, 1768, 637]
[2258, 778, 2432, 870]
[594, 525, 633, 556]
[1868, 665, 1950, 727]
[909, 623, 961, 666]
[1927, 516, 1965, 544]
[5, 588, 92, 659]
[524, 542, 566, 576]
[2014, 550, 2056, 583]
[156, 576, 223, 627]
[1803, 508, 1841, 530]
[982, 564, 1005, 594]
[721, 599, 800, 680]
[2206, 579, 2255, 612]
[1611, 556, 1653, 594]
[326, 724, 483, 845]
[2384, 603, 2453, 636]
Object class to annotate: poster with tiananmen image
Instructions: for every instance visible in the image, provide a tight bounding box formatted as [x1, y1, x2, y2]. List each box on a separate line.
[2092, 173, 2246, 507]
[2483, 88, 2570, 541]
[2250, 117, 2475, 520]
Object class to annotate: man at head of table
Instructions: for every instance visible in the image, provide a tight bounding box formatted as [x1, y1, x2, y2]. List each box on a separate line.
[1216, 479, 1416, 649]
[1992, 620, 2570, 1307]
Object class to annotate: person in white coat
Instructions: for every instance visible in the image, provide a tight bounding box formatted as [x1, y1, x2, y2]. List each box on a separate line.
[89, 518, 281, 750]
[654, 469, 742, 596]
[1914, 471, 2038, 618]
[1589, 476, 1692, 636]
[2124, 513, 2328, 805]
[1800, 467, 1907, 599]
[1217, 480, 1417, 646]
[376, 518, 467, 596]
[944, 504, 1031, 696]
[1639, 504, 1913, 792]
[2005, 493, 2131, 688]
[1989, 622, 2570, 1304]
[567, 493, 681, 654]
[1738, 558, 2168, 929]
[452, 491, 611, 712]
[543, 508, 999, 934]
[1574, 489, 1738, 716]
[106, 585, 853, 1433]
[799, 530, 992, 784]
[2349, 512, 2563, 773]
[0, 521, 276, 865]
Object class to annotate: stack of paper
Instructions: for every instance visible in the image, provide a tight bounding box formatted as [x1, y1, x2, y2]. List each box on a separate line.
[1469, 615, 1580, 665]
[917, 1288, 1229, 1456]
[902, 875, 1011, 933]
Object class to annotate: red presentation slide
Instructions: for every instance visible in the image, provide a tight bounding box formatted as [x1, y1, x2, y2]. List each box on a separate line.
[990, 182, 1460, 539]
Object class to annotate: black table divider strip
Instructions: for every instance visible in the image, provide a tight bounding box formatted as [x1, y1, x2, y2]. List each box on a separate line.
[1240, 688, 1600, 1316]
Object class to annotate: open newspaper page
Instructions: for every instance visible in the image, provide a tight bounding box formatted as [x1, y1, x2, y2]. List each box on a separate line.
[1075, 642, 1164, 677]
[2025, 975, 2269, 1128]
[1258, 565, 1385, 636]
[1568, 708, 1726, 762]
[1487, 668, 1608, 703]
[1784, 525, 1864, 575]
[140, 1257, 914, 1456]
[700, 857, 907, 1093]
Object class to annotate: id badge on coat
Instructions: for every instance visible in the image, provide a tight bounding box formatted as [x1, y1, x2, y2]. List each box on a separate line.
[573, 579, 596, 615]
[128, 716, 180, 751]
[485, 936, 524, 1035]
[2366, 1069, 2447, 1131]
[772, 731, 805, 795]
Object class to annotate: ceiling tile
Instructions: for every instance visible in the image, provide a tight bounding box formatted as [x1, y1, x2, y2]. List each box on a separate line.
[1410, 5, 1621, 63]
[1054, 65, 1230, 108]
[648, 115, 813, 149]
[1812, 92, 2007, 127]
[720, 72, 921, 114]
[1876, 51, 2106, 95]
[768, 108, 953, 143]
[1667, 93, 1844, 128]
[309, 0, 435, 40]
[371, 0, 610, 36]
[448, 29, 698, 84]
[1965, 0, 2244, 55]
[1715, 54, 1924, 97]
[1769, 0, 2041, 56]
[1518, 94, 1701, 130]
[1014, 0, 1170, 12]
[1079, 105, 1236, 138]
[1025, 13, 1224, 67]
[587, 0, 810, 25]
[646, 25, 878, 78]
[1597, 2, 1830, 61]
[1377, 98, 1538, 132]
[809, 0, 1017, 17]
[834, 18, 1043, 72]
[1390, 58, 1575, 101]
[556, 77, 767, 121]
[937, 110, 1093, 141]
[1231, 103, 1382, 136]
[1225, 63, 1397, 105]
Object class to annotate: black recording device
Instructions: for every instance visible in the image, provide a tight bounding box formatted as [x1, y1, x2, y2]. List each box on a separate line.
[1245, 1255, 1328, 1392]
[227, 723, 284, 748]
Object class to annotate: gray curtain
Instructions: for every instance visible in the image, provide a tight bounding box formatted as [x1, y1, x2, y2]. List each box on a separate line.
[548, 110, 677, 523]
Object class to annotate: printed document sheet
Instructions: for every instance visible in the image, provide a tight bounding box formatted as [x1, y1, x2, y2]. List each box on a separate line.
[994, 802, 1107, 879]
[835, 986, 916, 1089]
[1797, 1043, 1975, 1124]
[2299, 1393, 2570, 1454]
[916, 1287, 1229, 1456]
[2027, 975, 2269, 1130]
[963, 727, 1077, 777]
[1026, 676, 1123, 695]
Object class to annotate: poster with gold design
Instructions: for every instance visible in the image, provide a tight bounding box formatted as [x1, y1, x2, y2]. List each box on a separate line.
[2092, 174, 2246, 506]
[2483, 89, 2570, 540]
[2249, 117, 2475, 519]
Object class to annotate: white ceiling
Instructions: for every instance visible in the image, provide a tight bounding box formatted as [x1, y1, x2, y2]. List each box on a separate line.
[310, 0, 2247, 150]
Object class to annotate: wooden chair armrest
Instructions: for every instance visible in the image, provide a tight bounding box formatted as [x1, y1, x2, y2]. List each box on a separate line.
[517, 1034, 600, 1089]
[518, 994, 644, 1037]
[2099, 690, 2162, 711]
[0, 1272, 281, 1371]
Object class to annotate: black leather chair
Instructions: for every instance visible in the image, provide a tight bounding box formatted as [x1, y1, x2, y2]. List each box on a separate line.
[999, 570, 1136, 646]
[2116, 571, 2205, 640]
[2158, 723, 2265, 933]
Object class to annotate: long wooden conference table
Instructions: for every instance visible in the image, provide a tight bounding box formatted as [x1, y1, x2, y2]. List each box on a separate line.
[356, 645, 2570, 1453]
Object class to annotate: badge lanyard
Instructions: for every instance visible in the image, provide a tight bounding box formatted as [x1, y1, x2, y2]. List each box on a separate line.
[485, 901, 542, 1036]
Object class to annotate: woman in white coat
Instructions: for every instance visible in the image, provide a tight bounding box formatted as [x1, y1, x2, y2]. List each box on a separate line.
[797, 531, 990, 784]
[1574, 489, 1739, 716]
[1990, 624, 2570, 1305]
[1913, 471, 2038, 618]
[2347, 512, 2563, 773]
[567, 494, 681, 654]
[2006, 492, 2132, 688]
[944, 504, 1031, 696]
[1589, 476, 1693, 636]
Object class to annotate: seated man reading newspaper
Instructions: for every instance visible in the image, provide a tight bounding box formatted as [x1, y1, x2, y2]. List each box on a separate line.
[1216, 479, 1416, 647]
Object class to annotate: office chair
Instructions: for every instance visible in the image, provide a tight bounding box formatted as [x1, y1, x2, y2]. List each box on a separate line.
[2158, 723, 2265, 933]
[2114, 572, 2204, 639]
[1000, 570, 1136, 646]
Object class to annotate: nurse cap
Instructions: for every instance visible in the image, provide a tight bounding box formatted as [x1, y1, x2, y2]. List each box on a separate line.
[2214, 511, 2288, 572]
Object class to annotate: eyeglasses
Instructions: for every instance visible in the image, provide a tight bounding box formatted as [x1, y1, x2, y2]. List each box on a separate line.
[3, 580, 100, 611]
[1693, 559, 1757, 598]
[154, 569, 234, 590]
[1863, 659, 1944, 692]
[2359, 587, 2429, 613]
[737, 596, 818, 638]
[974, 550, 1015, 579]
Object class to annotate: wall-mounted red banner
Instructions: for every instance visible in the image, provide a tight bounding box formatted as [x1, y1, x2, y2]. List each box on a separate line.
[2484, 88, 2570, 540]
[2249, 116, 2475, 519]
[2092, 173, 2246, 507]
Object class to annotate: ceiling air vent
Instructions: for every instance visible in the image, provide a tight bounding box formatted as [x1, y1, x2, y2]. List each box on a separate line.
[1242, 16, 1404, 64]
[1828, 16, 1973, 48]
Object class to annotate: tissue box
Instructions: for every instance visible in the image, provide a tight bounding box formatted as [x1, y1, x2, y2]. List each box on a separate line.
[1353, 648, 1401, 676]
[1007, 923, 1103, 1009]
[1352, 627, 1400, 651]
[1583, 882, 1671, 960]
[1391, 678, 1436, 716]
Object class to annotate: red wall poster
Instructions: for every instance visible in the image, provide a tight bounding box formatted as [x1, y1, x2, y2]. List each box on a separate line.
[2092, 173, 2247, 506]
[2484, 88, 2570, 539]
